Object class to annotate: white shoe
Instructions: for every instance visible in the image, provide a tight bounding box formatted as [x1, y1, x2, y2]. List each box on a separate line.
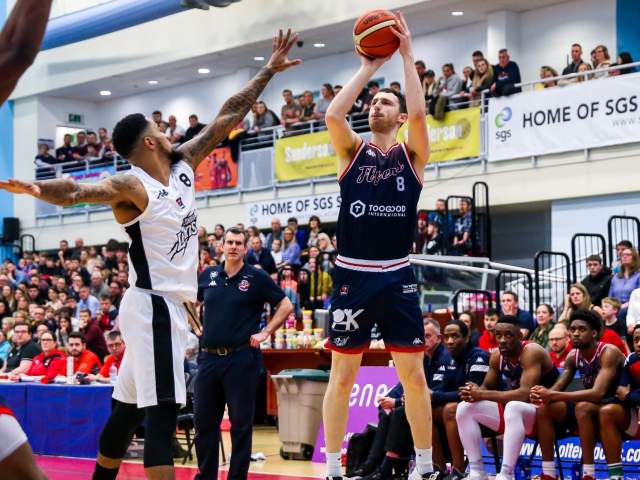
[495, 474, 514, 480]
[408, 469, 440, 480]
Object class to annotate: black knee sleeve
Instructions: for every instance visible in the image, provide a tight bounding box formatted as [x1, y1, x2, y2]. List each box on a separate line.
[143, 403, 179, 468]
[99, 401, 145, 460]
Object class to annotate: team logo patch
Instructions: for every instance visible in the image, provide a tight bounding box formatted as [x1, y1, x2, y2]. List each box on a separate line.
[157, 189, 168, 199]
[238, 280, 250, 291]
[340, 285, 349, 296]
[333, 337, 349, 347]
[176, 197, 185, 209]
[209, 270, 218, 286]
[402, 284, 418, 294]
[332, 308, 363, 332]
[168, 210, 198, 261]
[349, 200, 366, 218]
[412, 337, 424, 345]
[366, 149, 376, 157]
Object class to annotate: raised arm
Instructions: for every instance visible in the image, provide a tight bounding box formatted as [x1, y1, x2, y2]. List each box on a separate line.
[0, 175, 146, 215]
[326, 55, 388, 177]
[179, 29, 301, 171]
[0, 0, 53, 105]
[392, 12, 429, 178]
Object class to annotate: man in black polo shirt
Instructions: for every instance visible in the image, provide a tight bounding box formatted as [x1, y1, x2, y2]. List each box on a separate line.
[194, 227, 293, 480]
[2, 321, 41, 375]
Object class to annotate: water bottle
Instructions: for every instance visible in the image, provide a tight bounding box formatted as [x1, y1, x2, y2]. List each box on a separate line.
[66, 356, 74, 384]
[109, 365, 118, 385]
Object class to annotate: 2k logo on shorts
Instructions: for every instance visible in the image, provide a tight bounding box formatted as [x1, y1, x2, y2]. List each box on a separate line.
[332, 309, 364, 332]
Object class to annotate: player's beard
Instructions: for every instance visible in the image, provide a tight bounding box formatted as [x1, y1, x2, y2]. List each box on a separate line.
[168, 148, 185, 165]
[369, 115, 395, 134]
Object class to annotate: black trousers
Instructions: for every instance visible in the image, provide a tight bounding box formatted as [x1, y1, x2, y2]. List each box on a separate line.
[385, 406, 414, 458]
[194, 348, 262, 480]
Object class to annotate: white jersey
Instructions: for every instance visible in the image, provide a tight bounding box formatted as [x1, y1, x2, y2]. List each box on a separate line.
[120, 160, 198, 302]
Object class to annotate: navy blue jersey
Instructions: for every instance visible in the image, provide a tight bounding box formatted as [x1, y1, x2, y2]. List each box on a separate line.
[432, 346, 490, 406]
[499, 341, 559, 390]
[620, 352, 640, 407]
[574, 342, 621, 399]
[336, 141, 422, 263]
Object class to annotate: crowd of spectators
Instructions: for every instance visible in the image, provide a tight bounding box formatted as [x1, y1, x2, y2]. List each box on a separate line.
[35, 42, 634, 169]
[0, 238, 129, 383]
[454, 242, 640, 363]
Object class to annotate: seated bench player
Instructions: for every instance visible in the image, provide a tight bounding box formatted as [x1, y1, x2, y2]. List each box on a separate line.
[531, 309, 626, 480]
[456, 315, 559, 480]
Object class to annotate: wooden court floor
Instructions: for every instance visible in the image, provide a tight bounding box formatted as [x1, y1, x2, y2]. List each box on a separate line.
[38, 426, 326, 479]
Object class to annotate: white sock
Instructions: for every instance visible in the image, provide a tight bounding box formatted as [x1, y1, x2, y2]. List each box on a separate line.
[583, 464, 595, 477]
[325, 451, 341, 477]
[542, 461, 556, 476]
[415, 447, 433, 474]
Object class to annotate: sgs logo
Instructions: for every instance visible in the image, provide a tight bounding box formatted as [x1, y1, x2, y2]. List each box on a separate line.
[495, 106, 512, 143]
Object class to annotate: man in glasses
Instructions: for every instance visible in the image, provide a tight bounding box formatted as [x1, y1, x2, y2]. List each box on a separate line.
[2, 321, 41, 375]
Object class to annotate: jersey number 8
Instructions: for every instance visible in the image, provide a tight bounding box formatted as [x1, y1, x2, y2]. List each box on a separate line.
[396, 176, 405, 192]
[179, 173, 192, 187]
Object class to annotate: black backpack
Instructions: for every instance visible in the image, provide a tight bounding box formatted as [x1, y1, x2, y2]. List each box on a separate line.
[345, 423, 377, 477]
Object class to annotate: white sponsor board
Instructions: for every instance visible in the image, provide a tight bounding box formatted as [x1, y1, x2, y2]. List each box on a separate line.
[488, 73, 640, 161]
[246, 192, 341, 228]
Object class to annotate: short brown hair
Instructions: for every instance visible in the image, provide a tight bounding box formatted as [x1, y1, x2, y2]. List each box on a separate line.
[586, 255, 602, 264]
[602, 297, 621, 311]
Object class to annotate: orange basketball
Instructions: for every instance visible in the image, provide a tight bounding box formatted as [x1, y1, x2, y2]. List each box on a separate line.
[353, 9, 400, 58]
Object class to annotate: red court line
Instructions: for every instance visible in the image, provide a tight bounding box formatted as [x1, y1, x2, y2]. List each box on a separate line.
[37, 456, 317, 480]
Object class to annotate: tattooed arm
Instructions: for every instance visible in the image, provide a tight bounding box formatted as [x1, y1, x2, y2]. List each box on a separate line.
[0, 175, 146, 209]
[0, 0, 53, 105]
[179, 29, 301, 171]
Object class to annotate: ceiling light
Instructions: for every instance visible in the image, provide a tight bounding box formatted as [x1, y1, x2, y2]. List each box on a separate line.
[313, 43, 325, 48]
[451, 11, 464, 16]
[148, 80, 159, 85]
[99, 90, 111, 96]
[253, 56, 265, 61]
[198, 68, 210, 74]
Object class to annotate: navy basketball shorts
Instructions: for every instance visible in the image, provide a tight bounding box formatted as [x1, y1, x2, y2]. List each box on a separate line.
[327, 265, 424, 353]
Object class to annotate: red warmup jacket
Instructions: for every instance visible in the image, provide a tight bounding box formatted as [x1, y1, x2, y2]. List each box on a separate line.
[27, 349, 67, 382]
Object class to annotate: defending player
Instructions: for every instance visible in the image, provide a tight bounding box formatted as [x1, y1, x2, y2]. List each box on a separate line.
[0, 29, 300, 480]
[531, 310, 625, 480]
[321, 12, 434, 480]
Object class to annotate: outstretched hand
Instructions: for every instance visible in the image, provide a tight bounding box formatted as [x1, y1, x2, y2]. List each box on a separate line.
[266, 29, 302, 73]
[391, 11, 412, 58]
[0, 179, 41, 197]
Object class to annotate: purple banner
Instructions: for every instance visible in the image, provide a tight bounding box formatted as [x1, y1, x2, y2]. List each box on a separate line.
[312, 366, 399, 463]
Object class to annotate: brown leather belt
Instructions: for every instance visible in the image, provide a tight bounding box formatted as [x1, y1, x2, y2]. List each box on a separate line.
[202, 344, 250, 356]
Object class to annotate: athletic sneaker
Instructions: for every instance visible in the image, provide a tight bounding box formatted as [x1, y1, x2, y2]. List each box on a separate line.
[326, 477, 343, 480]
[538, 475, 558, 480]
[442, 471, 466, 480]
[361, 468, 407, 480]
[348, 463, 377, 479]
[582, 476, 596, 480]
[407, 469, 442, 480]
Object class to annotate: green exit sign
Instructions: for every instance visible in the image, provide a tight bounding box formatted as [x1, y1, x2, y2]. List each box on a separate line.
[68, 113, 84, 124]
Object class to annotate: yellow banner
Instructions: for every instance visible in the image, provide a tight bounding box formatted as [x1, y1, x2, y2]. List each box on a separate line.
[274, 130, 337, 181]
[397, 107, 481, 163]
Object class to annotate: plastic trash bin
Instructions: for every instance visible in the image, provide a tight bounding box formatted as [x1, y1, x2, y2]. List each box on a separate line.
[271, 368, 329, 460]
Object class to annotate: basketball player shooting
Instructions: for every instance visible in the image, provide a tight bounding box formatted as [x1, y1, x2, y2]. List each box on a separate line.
[322, 11, 434, 480]
[0, 29, 300, 480]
